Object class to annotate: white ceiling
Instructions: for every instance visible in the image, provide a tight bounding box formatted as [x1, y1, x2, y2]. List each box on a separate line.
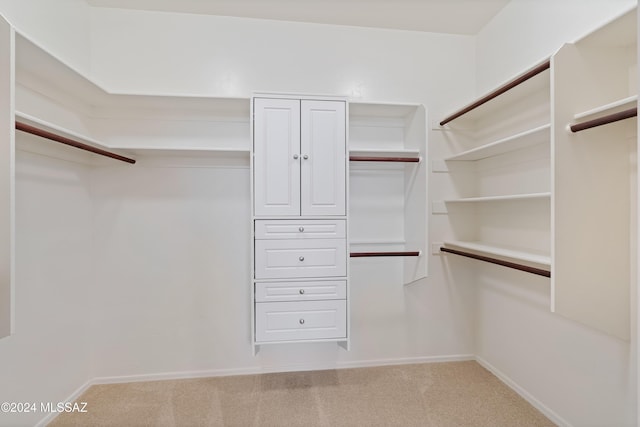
[85, 0, 511, 35]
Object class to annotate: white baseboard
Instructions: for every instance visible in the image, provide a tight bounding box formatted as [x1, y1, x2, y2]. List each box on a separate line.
[91, 353, 475, 385]
[35, 380, 93, 427]
[44, 354, 575, 427]
[475, 356, 572, 427]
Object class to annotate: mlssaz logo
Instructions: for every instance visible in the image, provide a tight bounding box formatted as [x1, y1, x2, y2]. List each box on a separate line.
[41, 402, 88, 413]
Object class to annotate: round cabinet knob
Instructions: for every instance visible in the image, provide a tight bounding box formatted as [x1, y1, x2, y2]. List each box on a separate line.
[299, 227, 304, 232]
[299, 256, 305, 261]
[302, 154, 309, 160]
[293, 154, 299, 160]
[299, 319, 305, 325]
[299, 289, 305, 295]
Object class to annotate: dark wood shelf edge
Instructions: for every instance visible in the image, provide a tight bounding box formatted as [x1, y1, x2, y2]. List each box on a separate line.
[349, 156, 420, 163]
[570, 107, 637, 133]
[440, 247, 551, 278]
[439, 59, 551, 126]
[16, 121, 137, 164]
[350, 251, 421, 257]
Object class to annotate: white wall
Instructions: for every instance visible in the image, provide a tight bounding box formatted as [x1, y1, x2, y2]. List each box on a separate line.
[0, 2, 93, 425]
[89, 8, 472, 106]
[87, 8, 478, 378]
[474, 1, 637, 426]
[476, 0, 636, 93]
[0, 0, 90, 75]
[0, 146, 93, 427]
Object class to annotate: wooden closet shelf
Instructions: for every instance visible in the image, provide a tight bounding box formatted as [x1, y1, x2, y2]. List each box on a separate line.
[439, 59, 550, 126]
[15, 121, 136, 164]
[569, 107, 637, 133]
[350, 251, 420, 257]
[441, 247, 550, 278]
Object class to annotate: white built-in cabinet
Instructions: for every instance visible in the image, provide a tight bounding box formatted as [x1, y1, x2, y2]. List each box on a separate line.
[438, 8, 637, 340]
[251, 95, 349, 350]
[253, 98, 346, 216]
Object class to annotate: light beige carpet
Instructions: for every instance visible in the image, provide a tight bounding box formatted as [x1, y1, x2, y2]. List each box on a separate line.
[49, 361, 555, 426]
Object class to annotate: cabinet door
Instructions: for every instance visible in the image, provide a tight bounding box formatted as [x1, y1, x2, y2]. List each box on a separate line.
[300, 100, 346, 216]
[253, 98, 301, 216]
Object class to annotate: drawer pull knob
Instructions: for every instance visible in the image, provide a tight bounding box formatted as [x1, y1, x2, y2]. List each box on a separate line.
[293, 154, 299, 160]
[299, 226, 304, 232]
[299, 289, 305, 295]
[299, 256, 305, 261]
[303, 154, 309, 160]
[299, 319, 305, 325]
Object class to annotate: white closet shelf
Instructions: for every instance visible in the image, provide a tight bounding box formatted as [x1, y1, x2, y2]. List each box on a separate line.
[109, 147, 250, 158]
[442, 241, 551, 268]
[16, 111, 108, 150]
[349, 148, 419, 157]
[16, 32, 250, 117]
[15, 111, 138, 165]
[350, 239, 406, 246]
[349, 101, 422, 119]
[573, 95, 638, 120]
[444, 192, 550, 203]
[444, 124, 550, 161]
[439, 60, 550, 125]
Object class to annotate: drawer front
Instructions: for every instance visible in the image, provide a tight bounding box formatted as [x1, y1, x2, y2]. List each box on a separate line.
[255, 300, 347, 342]
[255, 239, 346, 279]
[255, 280, 346, 302]
[255, 219, 346, 239]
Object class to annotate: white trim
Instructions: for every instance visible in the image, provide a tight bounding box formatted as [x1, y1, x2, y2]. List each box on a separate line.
[39, 353, 580, 427]
[35, 380, 93, 427]
[475, 356, 572, 427]
[90, 354, 475, 385]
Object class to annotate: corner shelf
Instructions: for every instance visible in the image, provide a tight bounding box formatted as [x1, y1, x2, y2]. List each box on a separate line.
[14, 31, 251, 166]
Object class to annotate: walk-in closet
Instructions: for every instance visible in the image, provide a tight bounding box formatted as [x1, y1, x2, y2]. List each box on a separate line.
[0, 1, 637, 426]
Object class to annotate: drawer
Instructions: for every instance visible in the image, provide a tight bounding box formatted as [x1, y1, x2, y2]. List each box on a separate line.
[255, 239, 347, 279]
[255, 280, 346, 302]
[255, 300, 347, 342]
[255, 219, 346, 239]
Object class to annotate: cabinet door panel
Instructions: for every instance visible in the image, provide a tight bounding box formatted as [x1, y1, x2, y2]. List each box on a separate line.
[301, 100, 346, 216]
[254, 98, 300, 216]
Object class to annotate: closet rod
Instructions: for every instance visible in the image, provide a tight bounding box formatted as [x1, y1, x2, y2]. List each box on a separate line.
[440, 247, 550, 278]
[569, 107, 637, 133]
[439, 59, 551, 126]
[349, 156, 420, 163]
[15, 122, 137, 165]
[350, 251, 420, 257]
